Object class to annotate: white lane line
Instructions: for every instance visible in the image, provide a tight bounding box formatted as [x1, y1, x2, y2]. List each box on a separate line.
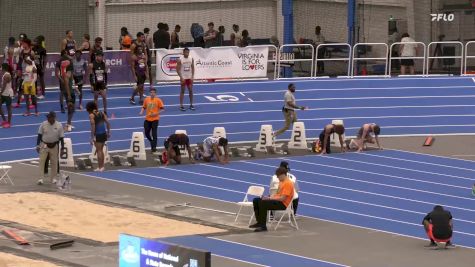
[116, 169, 475, 236]
[248, 98, 254, 102]
[323, 155, 473, 181]
[357, 153, 475, 172]
[283, 158, 474, 200]
[206, 163, 475, 214]
[240, 92, 245, 96]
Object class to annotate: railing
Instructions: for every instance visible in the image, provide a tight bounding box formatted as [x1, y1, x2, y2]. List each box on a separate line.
[427, 41, 464, 76]
[277, 44, 314, 79]
[389, 41, 426, 76]
[314, 43, 352, 77]
[464, 41, 475, 76]
[351, 43, 388, 77]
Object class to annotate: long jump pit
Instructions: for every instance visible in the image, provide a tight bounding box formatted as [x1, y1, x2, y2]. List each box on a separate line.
[0, 192, 226, 266]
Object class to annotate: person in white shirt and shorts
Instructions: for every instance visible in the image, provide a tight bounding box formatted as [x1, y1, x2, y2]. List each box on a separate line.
[176, 48, 195, 111]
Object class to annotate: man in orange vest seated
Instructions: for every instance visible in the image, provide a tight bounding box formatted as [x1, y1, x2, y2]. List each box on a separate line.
[250, 166, 295, 232]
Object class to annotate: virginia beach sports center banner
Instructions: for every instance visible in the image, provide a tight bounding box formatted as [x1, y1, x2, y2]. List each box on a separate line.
[42, 51, 134, 88]
[156, 46, 269, 81]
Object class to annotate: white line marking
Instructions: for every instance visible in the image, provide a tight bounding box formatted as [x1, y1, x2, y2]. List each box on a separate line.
[247, 98, 254, 102]
[53, 165, 475, 250]
[208, 237, 350, 267]
[106, 169, 475, 236]
[323, 155, 473, 182]
[200, 164, 475, 223]
[240, 92, 245, 96]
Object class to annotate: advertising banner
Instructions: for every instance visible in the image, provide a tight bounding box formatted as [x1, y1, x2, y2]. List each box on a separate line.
[119, 234, 211, 267]
[156, 47, 269, 81]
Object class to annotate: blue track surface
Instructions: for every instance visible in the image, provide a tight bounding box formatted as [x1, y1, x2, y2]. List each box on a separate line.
[90, 149, 475, 251]
[1, 76, 475, 162]
[161, 235, 347, 267]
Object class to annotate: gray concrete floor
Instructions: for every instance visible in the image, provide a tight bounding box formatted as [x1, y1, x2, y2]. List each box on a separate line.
[1, 136, 474, 267]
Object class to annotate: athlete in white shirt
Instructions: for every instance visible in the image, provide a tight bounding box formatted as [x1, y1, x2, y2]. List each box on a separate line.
[176, 48, 195, 111]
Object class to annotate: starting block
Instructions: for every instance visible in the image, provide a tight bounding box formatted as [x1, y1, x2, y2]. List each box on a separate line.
[59, 138, 75, 168]
[330, 119, 345, 148]
[288, 122, 308, 149]
[256, 125, 273, 152]
[89, 142, 110, 164]
[127, 132, 146, 160]
[230, 147, 241, 157]
[246, 147, 256, 157]
[423, 136, 435, 146]
[175, 130, 189, 157]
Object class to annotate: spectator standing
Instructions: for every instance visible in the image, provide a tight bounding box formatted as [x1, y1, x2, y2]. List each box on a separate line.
[72, 50, 87, 110]
[190, 23, 205, 48]
[240, 30, 251, 47]
[153, 23, 170, 50]
[217, 26, 225, 46]
[89, 50, 108, 114]
[399, 33, 417, 75]
[273, 83, 306, 138]
[119, 27, 132, 50]
[36, 111, 64, 185]
[90, 37, 103, 63]
[170, 25, 181, 49]
[1, 63, 13, 128]
[314, 26, 326, 74]
[140, 88, 164, 154]
[79, 34, 91, 52]
[204, 22, 218, 48]
[176, 48, 195, 111]
[143, 28, 154, 87]
[230, 24, 242, 47]
[33, 36, 47, 99]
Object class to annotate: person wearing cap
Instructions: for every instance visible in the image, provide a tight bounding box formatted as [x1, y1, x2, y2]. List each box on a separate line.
[269, 161, 299, 215]
[251, 167, 295, 232]
[89, 50, 108, 114]
[36, 111, 64, 185]
[422, 205, 454, 248]
[73, 50, 87, 110]
[199, 136, 229, 164]
[348, 123, 382, 152]
[273, 83, 307, 138]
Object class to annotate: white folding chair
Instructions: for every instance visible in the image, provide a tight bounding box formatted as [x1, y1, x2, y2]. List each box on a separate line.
[234, 185, 265, 224]
[270, 204, 299, 230]
[0, 165, 14, 185]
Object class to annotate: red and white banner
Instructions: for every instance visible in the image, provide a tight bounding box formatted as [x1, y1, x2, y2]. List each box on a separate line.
[156, 47, 269, 81]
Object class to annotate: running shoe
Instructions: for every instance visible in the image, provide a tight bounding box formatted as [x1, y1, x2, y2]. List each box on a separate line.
[67, 125, 72, 132]
[37, 179, 44, 185]
[13, 103, 20, 108]
[28, 105, 35, 109]
[35, 112, 40, 116]
[23, 112, 31, 117]
[78, 104, 83, 110]
[3, 123, 10, 128]
[189, 105, 195, 110]
[129, 98, 136, 105]
[60, 106, 65, 113]
[180, 106, 186, 111]
[37, 95, 45, 100]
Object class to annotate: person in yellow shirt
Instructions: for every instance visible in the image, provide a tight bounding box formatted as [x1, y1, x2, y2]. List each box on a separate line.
[250, 166, 295, 232]
[139, 88, 164, 153]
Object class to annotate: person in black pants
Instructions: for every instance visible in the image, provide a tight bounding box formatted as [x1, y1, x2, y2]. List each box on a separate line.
[139, 88, 164, 153]
[250, 167, 295, 232]
[423, 205, 454, 248]
[319, 123, 345, 154]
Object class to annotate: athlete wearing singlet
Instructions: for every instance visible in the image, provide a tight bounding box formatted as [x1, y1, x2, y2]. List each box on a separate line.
[176, 48, 195, 111]
[129, 32, 148, 105]
[21, 55, 38, 116]
[73, 50, 87, 109]
[86, 101, 111, 172]
[61, 30, 76, 56]
[59, 53, 75, 131]
[88, 50, 108, 114]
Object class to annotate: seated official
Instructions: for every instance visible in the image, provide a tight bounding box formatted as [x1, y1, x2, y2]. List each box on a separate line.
[319, 123, 345, 154]
[269, 161, 299, 215]
[349, 123, 382, 152]
[251, 166, 294, 232]
[200, 136, 229, 164]
[423, 205, 453, 247]
[163, 133, 194, 165]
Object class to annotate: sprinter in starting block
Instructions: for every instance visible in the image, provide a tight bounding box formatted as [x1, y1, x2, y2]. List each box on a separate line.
[198, 136, 229, 164]
[319, 123, 345, 154]
[162, 133, 194, 166]
[348, 123, 382, 152]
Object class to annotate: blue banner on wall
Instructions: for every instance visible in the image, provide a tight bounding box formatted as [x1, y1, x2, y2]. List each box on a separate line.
[119, 234, 211, 267]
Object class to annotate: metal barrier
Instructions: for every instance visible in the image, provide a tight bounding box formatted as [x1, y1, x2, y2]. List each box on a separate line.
[464, 41, 475, 76]
[351, 43, 388, 77]
[427, 41, 464, 76]
[248, 45, 279, 80]
[314, 43, 352, 77]
[389, 41, 426, 76]
[277, 44, 314, 79]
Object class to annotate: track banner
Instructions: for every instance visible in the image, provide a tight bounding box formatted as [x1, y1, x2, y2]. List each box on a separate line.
[156, 46, 269, 81]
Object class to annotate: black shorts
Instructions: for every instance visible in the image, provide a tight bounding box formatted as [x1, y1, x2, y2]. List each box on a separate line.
[400, 58, 414, 66]
[95, 133, 107, 143]
[73, 75, 84, 86]
[136, 74, 146, 86]
[164, 140, 181, 156]
[93, 82, 106, 92]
